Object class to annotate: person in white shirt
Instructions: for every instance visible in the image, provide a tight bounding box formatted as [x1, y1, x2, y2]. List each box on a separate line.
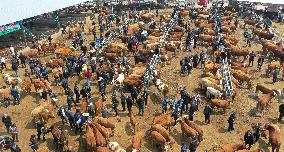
[10, 47, 15, 56]
[0, 57, 6, 69]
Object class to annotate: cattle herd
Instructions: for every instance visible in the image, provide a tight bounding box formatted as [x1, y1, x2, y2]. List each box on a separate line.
[0, 1, 284, 152]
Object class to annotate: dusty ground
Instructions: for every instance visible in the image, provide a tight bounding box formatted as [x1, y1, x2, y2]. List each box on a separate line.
[0, 8, 284, 152]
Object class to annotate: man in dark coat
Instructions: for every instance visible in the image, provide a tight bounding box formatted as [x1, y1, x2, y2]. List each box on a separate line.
[126, 96, 133, 115]
[18, 53, 26, 68]
[203, 104, 213, 124]
[278, 104, 284, 122]
[12, 60, 19, 77]
[2, 114, 12, 133]
[74, 82, 80, 103]
[189, 136, 198, 152]
[257, 55, 265, 70]
[228, 112, 236, 131]
[112, 97, 119, 116]
[137, 97, 145, 116]
[244, 130, 254, 149]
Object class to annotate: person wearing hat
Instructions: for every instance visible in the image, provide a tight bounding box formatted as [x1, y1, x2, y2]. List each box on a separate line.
[29, 135, 38, 152]
[2, 113, 12, 133]
[9, 123, 18, 142]
[228, 112, 236, 131]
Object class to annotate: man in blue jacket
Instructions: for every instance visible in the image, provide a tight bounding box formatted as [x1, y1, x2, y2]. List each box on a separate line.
[67, 95, 73, 110]
[10, 86, 20, 105]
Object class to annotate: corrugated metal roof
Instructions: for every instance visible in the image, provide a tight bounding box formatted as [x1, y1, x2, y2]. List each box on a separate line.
[0, 0, 91, 26]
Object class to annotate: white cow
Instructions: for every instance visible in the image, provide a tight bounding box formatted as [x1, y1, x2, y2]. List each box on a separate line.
[206, 87, 222, 99]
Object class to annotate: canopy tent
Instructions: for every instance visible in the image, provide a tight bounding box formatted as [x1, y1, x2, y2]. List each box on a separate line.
[0, 0, 91, 26]
[0, 0, 91, 37]
[236, 0, 284, 4]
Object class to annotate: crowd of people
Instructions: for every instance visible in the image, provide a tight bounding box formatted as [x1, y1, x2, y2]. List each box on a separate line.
[1, 1, 284, 152]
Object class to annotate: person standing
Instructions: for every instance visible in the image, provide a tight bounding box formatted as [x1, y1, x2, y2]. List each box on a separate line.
[18, 53, 26, 68]
[67, 95, 73, 110]
[189, 136, 198, 152]
[203, 104, 213, 124]
[199, 51, 206, 68]
[257, 55, 264, 70]
[12, 59, 19, 77]
[121, 93, 126, 111]
[248, 51, 255, 66]
[29, 135, 38, 152]
[9, 123, 18, 142]
[11, 86, 20, 105]
[2, 114, 12, 133]
[181, 143, 187, 152]
[0, 57, 6, 70]
[162, 98, 168, 114]
[112, 97, 119, 116]
[278, 104, 284, 122]
[137, 97, 145, 116]
[126, 96, 133, 115]
[273, 66, 279, 84]
[188, 104, 196, 121]
[228, 112, 236, 131]
[74, 82, 80, 103]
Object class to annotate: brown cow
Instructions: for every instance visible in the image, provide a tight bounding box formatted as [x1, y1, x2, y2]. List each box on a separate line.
[256, 92, 276, 112]
[179, 120, 198, 138]
[132, 132, 143, 151]
[255, 83, 276, 94]
[95, 98, 105, 116]
[184, 118, 203, 140]
[150, 131, 169, 151]
[46, 58, 64, 68]
[263, 124, 281, 152]
[97, 117, 117, 130]
[80, 98, 88, 113]
[93, 125, 107, 147]
[92, 122, 110, 141]
[85, 124, 96, 151]
[96, 146, 111, 152]
[232, 70, 253, 89]
[211, 99, 231, 113]
[153, 113, 173, 131]
[130, 113, 138, 133]
[199, 34, 214, 43]
[236, 148, 264, 152]
[216, 143, 247, 152]
[151, 124, 171, 142]
[22, 76, 32, 93]
[243, 19, 259, 28]
[141, 13, 154, 21]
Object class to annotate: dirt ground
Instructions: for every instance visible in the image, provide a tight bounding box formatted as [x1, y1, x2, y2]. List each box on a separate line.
[0, 7, 284, 152]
